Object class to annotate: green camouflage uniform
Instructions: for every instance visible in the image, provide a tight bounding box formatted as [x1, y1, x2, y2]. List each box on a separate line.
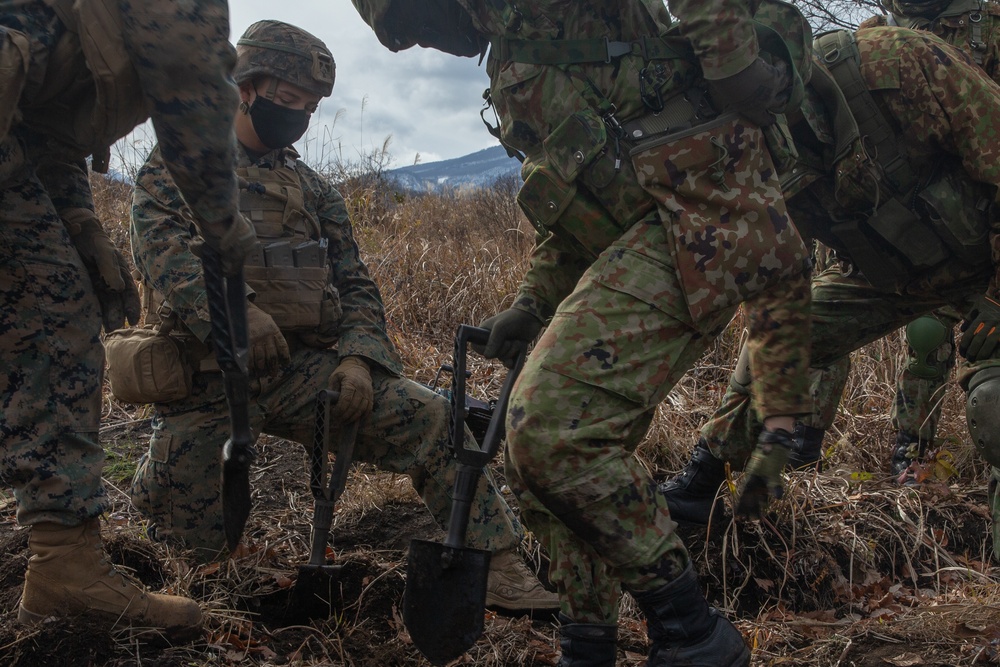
[128, 145, 522, 558]
[401, 0, 815, 625]
[698, 27, 1000, 471]
[0, 0, 240, 527]
[824, 0, 1000, 448]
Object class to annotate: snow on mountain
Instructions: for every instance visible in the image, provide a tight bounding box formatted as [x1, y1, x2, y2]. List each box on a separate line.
[388, 145, 521, 191]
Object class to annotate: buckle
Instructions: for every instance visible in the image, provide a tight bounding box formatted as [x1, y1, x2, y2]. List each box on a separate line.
[604, 37, 633, 63]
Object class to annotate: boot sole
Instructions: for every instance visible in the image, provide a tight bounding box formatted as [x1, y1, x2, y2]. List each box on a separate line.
[18, 602, 202, 640]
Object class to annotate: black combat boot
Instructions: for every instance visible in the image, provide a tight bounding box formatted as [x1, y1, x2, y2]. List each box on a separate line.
[630, 565, 750, 667]
[890, 431, 929, 483]
[658, 441, 726, 525]
[787, 423, 825, 471]
[556, 613, 618, 667]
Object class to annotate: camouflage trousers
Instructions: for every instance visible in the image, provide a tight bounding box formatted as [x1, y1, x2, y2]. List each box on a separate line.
[700, 266, 995, 466]
[130, 346, 521, 560]
[0, 133, 107, 527]
[505, 217, 812, 624]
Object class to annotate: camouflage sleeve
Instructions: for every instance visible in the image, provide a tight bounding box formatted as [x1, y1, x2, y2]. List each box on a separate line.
[298, 164, 404, 375]
[118, 0, 239, 237]
[33, 156, 94, 213]
[667, 0, 758, 79]
[857, 15, 888, 30]
[512, 230, 593, 323]
[130, 147, 215, 342]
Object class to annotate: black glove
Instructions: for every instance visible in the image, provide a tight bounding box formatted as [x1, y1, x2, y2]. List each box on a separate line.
[707, 56, 792, 127]
[735, 428, 794, 518]
[960, 294, 1000, 362]
[473, 308, 543, 368]
[62, 208, 141, 332]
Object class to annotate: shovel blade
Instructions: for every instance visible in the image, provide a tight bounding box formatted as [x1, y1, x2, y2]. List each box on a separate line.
[222, 455, 252, 552]
[403, 538, 492, 666]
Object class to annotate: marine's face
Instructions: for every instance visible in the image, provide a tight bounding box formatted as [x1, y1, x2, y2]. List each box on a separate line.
[236, 76, 323, 151]
[242, 76, 322, 113]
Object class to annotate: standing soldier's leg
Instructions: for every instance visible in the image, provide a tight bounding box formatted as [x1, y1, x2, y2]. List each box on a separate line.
[506, 219, 746, 665]
[890, 311, 957, 479]
[0, 144, 200, 631]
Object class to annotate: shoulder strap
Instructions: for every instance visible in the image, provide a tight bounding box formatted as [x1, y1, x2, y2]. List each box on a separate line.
[813, 30, 917, 196]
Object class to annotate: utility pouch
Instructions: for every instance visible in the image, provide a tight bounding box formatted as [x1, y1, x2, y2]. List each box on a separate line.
[867, 197, 949, 270]
[0, 27, 29, 139]
[630, 112, 809, 321]
[104, 323, 192, 404]
[918, 166, 993, 267]
[517, 162, 578, 236]
[244, 264, 330, 331]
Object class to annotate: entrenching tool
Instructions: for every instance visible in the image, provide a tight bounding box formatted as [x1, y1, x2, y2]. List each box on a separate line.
[403, 324, 526, 665]
[293, 389, 359, 606]
[200, 246, 254, 553]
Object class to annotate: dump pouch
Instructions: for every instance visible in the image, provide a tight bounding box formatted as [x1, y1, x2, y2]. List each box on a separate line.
[630, 112, 809, 321]
[104, 325, 193, 404]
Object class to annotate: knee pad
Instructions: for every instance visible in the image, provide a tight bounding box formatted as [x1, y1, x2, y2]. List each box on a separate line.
[905, 315, 951, 380]
[967, 367, 1000, 467]
[729, 343, 752, 395]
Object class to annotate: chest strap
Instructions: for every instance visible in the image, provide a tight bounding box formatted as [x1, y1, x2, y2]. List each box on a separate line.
[489, 34, 692, 65]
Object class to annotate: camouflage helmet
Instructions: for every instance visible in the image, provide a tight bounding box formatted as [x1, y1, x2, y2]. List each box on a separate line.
[884, 0, 955, 17]
[233, 20, 335, 98]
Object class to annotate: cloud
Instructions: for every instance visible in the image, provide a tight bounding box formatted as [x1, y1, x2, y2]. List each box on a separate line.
[228, 0, 499, 167]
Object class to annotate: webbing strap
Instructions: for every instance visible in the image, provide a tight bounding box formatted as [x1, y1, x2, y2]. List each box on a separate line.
[814, 30, 917, 196]
[970, 10, 986, 64]
[489, 34, 691, 65]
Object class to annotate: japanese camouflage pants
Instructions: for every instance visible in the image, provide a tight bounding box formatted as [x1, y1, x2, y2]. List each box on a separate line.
[129, 346, 521, 561]
[0, 132, 107, 527]
[505, 219, 811, 624]
[699, 265, 996, 467]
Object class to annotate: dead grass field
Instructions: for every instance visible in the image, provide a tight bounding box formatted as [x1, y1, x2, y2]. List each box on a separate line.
[0, 171, 997, 667]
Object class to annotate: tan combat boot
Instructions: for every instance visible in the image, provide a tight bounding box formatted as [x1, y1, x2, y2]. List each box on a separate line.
[486, 549, 560, 613]
[18, 519, 203, 633]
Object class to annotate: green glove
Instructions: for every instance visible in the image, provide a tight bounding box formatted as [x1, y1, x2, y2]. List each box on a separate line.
[474, 308, 543, 368]
[62, 208, 141, 332]
[328, 356, 373, 423]
[960, 294, 1000, 362]
[735, 428, 794, 518]
[707, 56, 792, 127]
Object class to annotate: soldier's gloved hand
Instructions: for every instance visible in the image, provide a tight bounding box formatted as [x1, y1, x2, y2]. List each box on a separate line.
[473, 308, 543, 368]
[62, 208, 141, 332]
[328, 356, 373, 423]
[735, 428, 795, 518]
[707, 56, 792, 127]
[960, 294, 1000, 362]
[189, 212, 258, 277]
[246, 303, 290, 377]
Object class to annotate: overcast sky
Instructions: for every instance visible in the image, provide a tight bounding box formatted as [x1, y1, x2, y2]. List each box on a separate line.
[233, 1, 495, 168]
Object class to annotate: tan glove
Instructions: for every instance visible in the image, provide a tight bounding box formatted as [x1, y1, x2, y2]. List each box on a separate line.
[328, 356, 373, 423]
[189, 212, 258, 277]
[246, 303, 290, 377]
[62, 208, 141, 332]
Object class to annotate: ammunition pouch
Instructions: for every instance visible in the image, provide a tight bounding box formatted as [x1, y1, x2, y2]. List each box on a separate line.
[104, 320, 193, 404]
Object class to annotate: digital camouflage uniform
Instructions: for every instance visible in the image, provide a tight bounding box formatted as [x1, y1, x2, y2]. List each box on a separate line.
[695, 28, 1000, 482]
[808, 0, 1000, 464]
[0, 0, 250, 631]
[0, 0, 240, 529]
[128, 144, 524, 559]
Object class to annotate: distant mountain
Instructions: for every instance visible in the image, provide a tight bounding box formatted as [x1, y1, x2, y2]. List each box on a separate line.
[388, 145, 521, 191]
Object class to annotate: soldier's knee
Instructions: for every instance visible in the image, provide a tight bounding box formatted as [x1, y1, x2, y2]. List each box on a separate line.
[967, 367, 1000, 467]
[905, 315, 952, 380]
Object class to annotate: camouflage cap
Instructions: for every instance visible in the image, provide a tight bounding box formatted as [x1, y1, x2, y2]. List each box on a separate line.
[885, 0, 955, 17]
[234, 20, 335, 97]
[351, 0, 485, 56]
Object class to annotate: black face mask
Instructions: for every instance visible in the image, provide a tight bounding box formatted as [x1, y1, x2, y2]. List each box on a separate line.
[248, 95, 310, 149]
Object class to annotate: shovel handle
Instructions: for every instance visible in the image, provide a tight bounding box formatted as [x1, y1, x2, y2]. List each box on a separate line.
[450, 325, 526, 467]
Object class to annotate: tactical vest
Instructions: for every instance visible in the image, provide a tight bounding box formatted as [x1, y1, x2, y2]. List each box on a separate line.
[792, 30, 994, 292]
[19, 0, 147, 172]
[890, 0, 995, 66]
[146, 152, 339, 351]
[237, 154, 336, 333]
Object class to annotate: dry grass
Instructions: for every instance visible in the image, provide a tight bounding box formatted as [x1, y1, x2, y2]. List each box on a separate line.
[75, 170, 1000, 666]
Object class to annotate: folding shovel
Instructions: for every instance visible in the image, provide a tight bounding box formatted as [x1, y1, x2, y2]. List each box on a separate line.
[403, 324, 526, 665]
[292, 389, 359, 604]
